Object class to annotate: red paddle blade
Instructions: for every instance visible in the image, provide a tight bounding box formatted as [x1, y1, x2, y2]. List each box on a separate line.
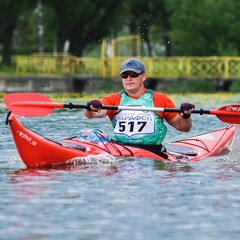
[214, 105, 240, 124]
[4, 93, 55, 117]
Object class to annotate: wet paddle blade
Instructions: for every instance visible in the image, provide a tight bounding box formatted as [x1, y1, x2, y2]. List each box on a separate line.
[4, 93, 55, 116]
[214, 105, 240, 124]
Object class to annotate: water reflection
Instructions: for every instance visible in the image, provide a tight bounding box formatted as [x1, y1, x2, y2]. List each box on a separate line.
[153, 160, 193, 172]
[10, 162, 120, 179]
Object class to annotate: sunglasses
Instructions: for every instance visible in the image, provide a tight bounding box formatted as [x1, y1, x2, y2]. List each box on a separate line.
[120, 72, 143, 79]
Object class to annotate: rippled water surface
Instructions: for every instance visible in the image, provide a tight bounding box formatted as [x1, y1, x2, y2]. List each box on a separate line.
[1, 94, 240, 240]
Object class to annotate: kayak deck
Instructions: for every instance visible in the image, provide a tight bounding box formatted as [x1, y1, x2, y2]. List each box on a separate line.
[6, 113, 235, 167]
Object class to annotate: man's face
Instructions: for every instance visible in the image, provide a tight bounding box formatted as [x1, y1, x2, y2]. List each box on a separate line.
[121, 71, 146, 94]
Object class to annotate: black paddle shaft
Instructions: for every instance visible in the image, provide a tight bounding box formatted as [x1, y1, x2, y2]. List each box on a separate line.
[63, 103, 210, 114]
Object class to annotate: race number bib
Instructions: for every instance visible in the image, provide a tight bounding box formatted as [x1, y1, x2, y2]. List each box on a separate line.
[114, 110, 155, 137]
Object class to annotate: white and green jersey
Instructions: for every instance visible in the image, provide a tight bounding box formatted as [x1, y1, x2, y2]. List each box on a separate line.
[112, 89, 167, 145]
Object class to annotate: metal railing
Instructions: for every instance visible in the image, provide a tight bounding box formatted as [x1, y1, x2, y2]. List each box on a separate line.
[13, 54, 240, 79]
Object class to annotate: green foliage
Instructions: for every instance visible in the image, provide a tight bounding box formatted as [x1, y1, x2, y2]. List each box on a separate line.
[0, 63, 16, 75]
[169, 0, 240, 56]
[45, 0, 127, 55]
[13, 4, 57, 54]
[229, 80, 240, 93]
[2, 0, 240, 65]
[13, 12, 38, 54]
[82, 43, 102, 57]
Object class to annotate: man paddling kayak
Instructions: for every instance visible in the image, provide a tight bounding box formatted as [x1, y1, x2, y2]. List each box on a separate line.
[84, 58, 195, 146]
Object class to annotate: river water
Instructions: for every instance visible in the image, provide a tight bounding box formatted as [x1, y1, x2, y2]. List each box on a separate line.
[1, 94, 240, 240]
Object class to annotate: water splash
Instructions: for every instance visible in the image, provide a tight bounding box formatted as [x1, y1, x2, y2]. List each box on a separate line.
[67, 153, 123, 165]
[6, 155, 26, 169]
[227, 124, 240, 162]
[10, 155, 22, 162]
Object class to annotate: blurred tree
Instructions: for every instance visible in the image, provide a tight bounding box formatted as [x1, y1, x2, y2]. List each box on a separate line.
[168, 0, 240, 56]
[46, 0, 126, 56]
[125, 0, 172, 56]
[0, 0, 34, 64]
[2, 0, 240, 64]
[14, 5, 56, 54]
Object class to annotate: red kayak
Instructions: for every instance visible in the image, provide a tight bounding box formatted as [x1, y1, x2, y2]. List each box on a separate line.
[4, 93, 240, 168]
[6, 112, 235, 168]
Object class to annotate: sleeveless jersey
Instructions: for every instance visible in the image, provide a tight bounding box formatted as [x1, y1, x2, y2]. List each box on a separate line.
[111, 90, 167, 145]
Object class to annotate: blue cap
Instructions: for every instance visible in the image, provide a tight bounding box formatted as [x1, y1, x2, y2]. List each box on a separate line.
[120, 58, 145, 74]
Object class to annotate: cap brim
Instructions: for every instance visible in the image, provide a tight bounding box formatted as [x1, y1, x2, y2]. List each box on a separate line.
[120, 68, 142, 74]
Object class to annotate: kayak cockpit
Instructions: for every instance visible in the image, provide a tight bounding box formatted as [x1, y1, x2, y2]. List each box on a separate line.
[165, 143, 198, 156]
